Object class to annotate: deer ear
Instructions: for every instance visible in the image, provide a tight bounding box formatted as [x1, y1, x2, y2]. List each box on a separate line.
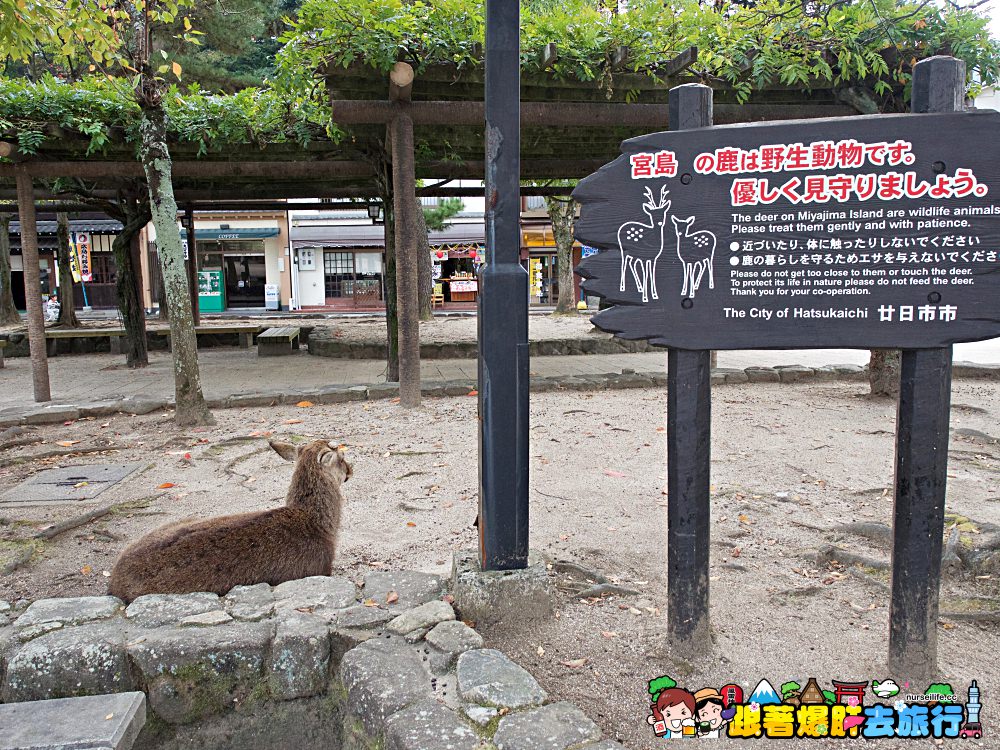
[269, 440, 299, 462]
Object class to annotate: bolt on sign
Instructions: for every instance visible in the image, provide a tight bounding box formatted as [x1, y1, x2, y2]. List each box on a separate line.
[573, 111, 1000, 349]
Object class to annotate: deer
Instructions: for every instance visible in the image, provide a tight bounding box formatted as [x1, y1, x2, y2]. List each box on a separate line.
[108, 439, 351, 603]
[671, 215, 716, 299]
[617, 185, 671, 303]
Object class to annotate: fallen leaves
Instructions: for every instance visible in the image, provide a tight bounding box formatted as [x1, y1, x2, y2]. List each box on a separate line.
[603, 469, 626, 478]
[55, 440, 80, 447]
[386, 591, 399, 604]
[157, 482, 176, 489]
[283, 419, 303, 425]
[562, 658, 588, 668]
[296, 401, 314, 408]
[406, 521, 417, 527]
[80, 565, 93, 576]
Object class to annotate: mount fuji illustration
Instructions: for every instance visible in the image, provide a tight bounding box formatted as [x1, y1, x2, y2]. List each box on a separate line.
[747, 679, 783, 705]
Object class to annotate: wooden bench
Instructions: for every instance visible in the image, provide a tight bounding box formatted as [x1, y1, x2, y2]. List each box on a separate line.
[45, 328, 128, 357]
[149, 325, 261, 350]
[257, 326, 300, 356]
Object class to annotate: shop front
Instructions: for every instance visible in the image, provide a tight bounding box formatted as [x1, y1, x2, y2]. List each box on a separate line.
[431, 243, 483, 303]
[520, 224, 583, 306]
[194, 228, 280, 311]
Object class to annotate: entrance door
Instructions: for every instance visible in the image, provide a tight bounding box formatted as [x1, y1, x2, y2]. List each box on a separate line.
[223, 255, 266, 307]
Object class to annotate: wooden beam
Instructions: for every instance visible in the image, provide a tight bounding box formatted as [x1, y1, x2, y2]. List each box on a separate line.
[0, 161, 375, 179]
[389, 62, 414, 102]
[656, 45, 698, 77]
[390, 112, 421, 408]
[0, 142, 14, 158]
[541, 42, 558, 69]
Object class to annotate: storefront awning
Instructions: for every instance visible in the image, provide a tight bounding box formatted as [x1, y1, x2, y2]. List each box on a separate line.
[291, 220, 484, 250]
[195, 229, 279, 240]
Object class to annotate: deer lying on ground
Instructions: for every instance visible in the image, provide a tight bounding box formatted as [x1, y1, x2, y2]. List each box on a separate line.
[108, 439, 351, 603]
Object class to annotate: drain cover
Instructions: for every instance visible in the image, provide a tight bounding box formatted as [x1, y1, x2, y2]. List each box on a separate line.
[0, 462, 146, 507]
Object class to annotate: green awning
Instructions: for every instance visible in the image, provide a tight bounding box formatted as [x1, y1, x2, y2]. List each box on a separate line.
[195, 229, 279, 240]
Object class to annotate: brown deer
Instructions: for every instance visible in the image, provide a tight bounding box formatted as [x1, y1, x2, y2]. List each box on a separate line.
[108, 440, 351, 603]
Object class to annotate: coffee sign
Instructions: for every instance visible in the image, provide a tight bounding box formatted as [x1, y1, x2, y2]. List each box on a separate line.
[573, 111, 1000, 349]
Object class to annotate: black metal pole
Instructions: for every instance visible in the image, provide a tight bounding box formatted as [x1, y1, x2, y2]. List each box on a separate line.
[888, 55, 963, 679]
[478, 0, 528, 570]
[666, 84, 713, 651]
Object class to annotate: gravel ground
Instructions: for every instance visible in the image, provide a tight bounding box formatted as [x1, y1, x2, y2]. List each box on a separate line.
[0, 381, 997, 749]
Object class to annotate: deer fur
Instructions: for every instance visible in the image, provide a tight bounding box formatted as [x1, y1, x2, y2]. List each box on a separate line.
[108, 439, 351, 603]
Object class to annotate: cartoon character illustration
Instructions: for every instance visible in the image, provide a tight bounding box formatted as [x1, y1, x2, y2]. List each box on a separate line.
[694, 687, 737, 737]
[871, 679, 901, 699]
[647, 682, 698, 738]
[617, 185, 671, 303]
[670, 215, 716, 299]
[959, 680, 983, 739]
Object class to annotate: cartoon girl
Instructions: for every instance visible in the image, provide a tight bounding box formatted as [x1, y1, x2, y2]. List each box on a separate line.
[647, 687, 698, 738]
[694, 688, 737, 738]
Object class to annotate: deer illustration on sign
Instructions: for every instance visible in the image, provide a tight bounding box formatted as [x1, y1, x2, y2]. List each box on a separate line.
[617, 185, 671, 303]
[671, 215, 716, 299]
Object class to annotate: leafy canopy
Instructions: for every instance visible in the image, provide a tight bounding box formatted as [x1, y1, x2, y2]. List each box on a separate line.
[277, 0, 1000, 102]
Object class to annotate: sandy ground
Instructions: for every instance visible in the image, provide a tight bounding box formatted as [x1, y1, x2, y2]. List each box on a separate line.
[0, 382, 998, 748]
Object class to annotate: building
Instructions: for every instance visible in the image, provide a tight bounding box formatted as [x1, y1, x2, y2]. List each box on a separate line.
[520, 195, 584, 306]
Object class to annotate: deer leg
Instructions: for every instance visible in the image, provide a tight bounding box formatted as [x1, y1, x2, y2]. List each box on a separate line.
[630, 257, 646, 302]
[639, 260, 650, 303]
[707, 255, 715, 289]
[620, 253, 628, 292]
[681, 263, 689, 298]
[649, 259, 658, 300]
[691, 262, 706, 297]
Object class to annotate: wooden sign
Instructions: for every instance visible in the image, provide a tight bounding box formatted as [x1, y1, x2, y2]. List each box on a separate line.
[574, 111, 1000, 349]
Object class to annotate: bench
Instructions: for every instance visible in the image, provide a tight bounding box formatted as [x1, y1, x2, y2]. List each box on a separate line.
[0, 692, 146, 750]
[149, 325, 262, 351]
[257, 326, 301, 356]
[44, 328, 128, 357]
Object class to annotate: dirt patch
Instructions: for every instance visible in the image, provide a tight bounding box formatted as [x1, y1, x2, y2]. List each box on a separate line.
[1, 381, 998, 748]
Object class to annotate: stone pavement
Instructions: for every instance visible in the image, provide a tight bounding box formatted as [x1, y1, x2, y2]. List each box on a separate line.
[0, 341, 996, 423]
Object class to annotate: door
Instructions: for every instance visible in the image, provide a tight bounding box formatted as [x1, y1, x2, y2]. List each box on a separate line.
[223, 255, 266, 307]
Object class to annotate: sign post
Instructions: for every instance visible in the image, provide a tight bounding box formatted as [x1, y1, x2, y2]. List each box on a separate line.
[574, 56, 1000, 675]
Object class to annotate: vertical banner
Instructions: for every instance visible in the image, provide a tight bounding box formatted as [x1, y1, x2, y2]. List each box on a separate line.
[68, 231, 82, 282]
[75, 231, 92, 282]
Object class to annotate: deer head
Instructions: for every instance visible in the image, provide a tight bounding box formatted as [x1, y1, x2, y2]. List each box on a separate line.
[643, 185, 670, 210]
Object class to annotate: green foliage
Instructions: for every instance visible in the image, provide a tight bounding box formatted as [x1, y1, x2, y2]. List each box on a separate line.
[0, 75, 336, 157]
[822, 690, 836, 704]
[277, 0, 1000, 103]
[648, 675, 677, 698]
[780, 681, 801, 697]
[925, 683, 955, 702]
[422, 197, 464, 231]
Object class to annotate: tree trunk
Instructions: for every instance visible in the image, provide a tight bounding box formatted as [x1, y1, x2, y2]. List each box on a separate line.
[55, 213, 81, 327]
[869, 349, 901, 397]
[0, 215, 20, 325]
[138, 105, 214, 426]
[113, 204, 150, 368]
[416, 197, 433, 321]
[546, 196, 578, 314]
[15, 167, 51, 401]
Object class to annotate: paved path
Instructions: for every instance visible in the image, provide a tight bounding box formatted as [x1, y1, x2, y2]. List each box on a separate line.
[0, 341, 996, 411]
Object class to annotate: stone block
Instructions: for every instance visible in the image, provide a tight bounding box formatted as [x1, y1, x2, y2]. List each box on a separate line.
[2, 622, 133, 702]
[425, 621, 483, 673]
[335, 604, 399, 629]
[461, 704, 498, 726]
[362, 570, 445, 609]
[451, 549, 554, 627]
[0, 692, 146, 750]
[273, 575, 357, 614]
[126, 621, 274, 724]
[493, 702, 601, 750]
[384, 699, 481, 750]
[744, 367, 780, 383]
[125, 592, 222, 628]
[367, 384, 400, 400]
[120, 398, 167, 416]
[775, 365, 815, 383]
[812, 365, 841, 381]
[180, 610, 233, 627]
[339, 635, 431, 735]
[269, 612, 332, 700]
[833, 364, 866, 378]
[15, 595, 123, 629]
[23, 406, 81, 425]
[386, 600, 455, 636]
[953, 361, 1000, 380]
[225, 583, 275, 622]
[456, 649, 546, 710]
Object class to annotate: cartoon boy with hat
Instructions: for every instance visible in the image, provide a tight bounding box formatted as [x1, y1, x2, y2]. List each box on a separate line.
[694, 687, 737, 737]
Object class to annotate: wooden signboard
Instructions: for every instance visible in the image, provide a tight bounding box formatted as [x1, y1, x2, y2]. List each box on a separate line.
[574, 111, 1000, 349]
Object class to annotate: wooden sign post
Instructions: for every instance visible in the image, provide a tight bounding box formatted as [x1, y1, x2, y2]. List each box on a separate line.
[574, 56, 1000, 675]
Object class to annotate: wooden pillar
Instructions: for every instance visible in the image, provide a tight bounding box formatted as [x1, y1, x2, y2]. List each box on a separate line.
[389, 62, 421, 408]
[888, 55, 963, 680]
[14, 167, 51, 402]
[184, 209, 200, 326]
[666, 84, 713, 652]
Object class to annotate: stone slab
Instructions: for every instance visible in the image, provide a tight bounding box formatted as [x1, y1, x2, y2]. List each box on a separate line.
[0, 463, 145, 507]
[384, 699, 481, 750]
[269, 612, 332, 700]
[273, 576, 357, 613]
[224, 583, 275, 622]
[425, 621, 483, 674]
[15, 596, 123, 629]
[493, 702, 602, 750]
[362, 570, 445, 609]
[125, 592, 221, 629]
[0, 691, 146, 750]
[339, 635, 431, 735]
[386, 600, 455, 636]
[456, 649, 546, 710]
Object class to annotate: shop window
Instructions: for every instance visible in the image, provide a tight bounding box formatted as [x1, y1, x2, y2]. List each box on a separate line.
[324, 251, 354, 298]
[89, 254, 117, 284]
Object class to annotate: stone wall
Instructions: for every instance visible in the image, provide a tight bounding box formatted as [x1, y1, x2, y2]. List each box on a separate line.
[0, 572, 624, 750]
[308, 334, 655, 360]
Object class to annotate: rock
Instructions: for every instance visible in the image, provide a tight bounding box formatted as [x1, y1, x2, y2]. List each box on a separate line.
[362, 570, 445, 609]
[269, 612, 331, 700]
[225, 583, 275, 622]
[493, 702, 601, 750]
[425, 621, 484, 672]
[462, 704, 498, 726]
[334, 605, 399, 629]
[776, 365, 815, 383]
[15, 595, 123, 629]
[273, 576, 357, 614]
[386, 600, 455, 636]
[125, 592, 222, 628]
[404, 627, 430, 643]
[16, 622, 63, 642]
[339, 636, 431, 734]
[23, 406, 81, 425]
[451, 549, 554, 627]
[384, 699, 481, 750]
[744, 367, 780, 383]
[126, 621, 274, 724]
[579, 742, 628, 750]
[180, 610, 233, 627]
[0, 601, 10, 614]
[456, 649, 547, 709]
[2, 622, 133, 702]
[0, 692, 146, 750]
